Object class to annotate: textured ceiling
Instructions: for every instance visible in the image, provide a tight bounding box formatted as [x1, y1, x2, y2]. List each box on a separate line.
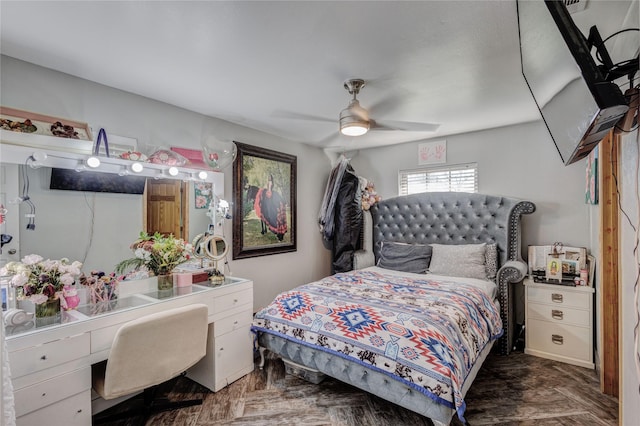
[0, 1, 637, 152]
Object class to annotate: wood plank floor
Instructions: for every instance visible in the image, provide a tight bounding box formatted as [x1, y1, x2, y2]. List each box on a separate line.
[95, 351, 618, 426]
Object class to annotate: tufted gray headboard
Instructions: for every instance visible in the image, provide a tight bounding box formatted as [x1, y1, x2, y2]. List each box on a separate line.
[358, 192, 536, 355]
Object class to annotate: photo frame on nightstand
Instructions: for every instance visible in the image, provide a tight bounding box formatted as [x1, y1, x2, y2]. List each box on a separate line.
[528, 244, 588, 284]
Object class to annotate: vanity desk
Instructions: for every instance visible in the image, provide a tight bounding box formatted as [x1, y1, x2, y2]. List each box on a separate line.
[5, 277, 254, 425]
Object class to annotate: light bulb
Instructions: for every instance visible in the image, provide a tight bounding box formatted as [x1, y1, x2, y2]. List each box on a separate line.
[340, 124, 369, 136]
[131, 162, 144, 173]
[198, 170, 208, 180]
[86, 156, 101, 168]
[168, 166, 179, 176]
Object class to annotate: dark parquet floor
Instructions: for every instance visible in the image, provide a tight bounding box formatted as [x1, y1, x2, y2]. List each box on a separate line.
[95, 351, 618, 426]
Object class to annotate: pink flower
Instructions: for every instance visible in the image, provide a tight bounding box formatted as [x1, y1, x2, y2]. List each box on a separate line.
[22, 254, 43, 265]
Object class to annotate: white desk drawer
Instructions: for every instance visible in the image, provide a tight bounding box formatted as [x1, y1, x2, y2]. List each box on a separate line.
[14, 366, 91, 417]
[527, 318, 591, 362]
[527, 302, 590, 327]
[213, 288, 253, 314]
[9, 333, 90, 378]
[527, 286, 590, 309]
[213, 308, 253, 337]
[91, 323, 123, 354]
[16, 389, 91, 426]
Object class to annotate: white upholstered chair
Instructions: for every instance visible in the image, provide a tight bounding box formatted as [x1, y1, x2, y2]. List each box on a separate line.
[92, 303, 209, 423]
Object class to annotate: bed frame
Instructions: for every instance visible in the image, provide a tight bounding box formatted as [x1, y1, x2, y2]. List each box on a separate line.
[258, 192, 535, 424]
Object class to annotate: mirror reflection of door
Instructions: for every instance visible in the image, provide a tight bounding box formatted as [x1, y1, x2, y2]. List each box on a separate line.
[144, 179, 188, 239]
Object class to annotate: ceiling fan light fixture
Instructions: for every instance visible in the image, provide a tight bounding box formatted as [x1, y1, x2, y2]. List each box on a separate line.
[339, 100, 370, 136]
[340, 121, 369, 136]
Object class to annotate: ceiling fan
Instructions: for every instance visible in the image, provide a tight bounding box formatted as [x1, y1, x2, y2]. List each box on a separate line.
[274, 78, 440, 145]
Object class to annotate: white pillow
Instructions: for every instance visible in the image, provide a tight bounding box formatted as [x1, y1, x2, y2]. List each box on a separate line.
[428, 243, 487, 280]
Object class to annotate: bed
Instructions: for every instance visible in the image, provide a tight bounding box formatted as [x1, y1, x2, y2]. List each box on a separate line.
[252, 192, 535, 425]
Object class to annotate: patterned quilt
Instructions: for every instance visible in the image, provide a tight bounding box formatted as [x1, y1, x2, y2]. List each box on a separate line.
[252, 269, 503, 421]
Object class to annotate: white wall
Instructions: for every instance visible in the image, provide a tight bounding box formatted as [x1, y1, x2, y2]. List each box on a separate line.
[0, 55, 332, 310]
[620, 129, 640, 423]
[350, 120, 592, 252]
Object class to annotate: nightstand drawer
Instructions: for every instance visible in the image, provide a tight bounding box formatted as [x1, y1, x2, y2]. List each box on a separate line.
[527, 318, 591, 362]
[527, 286, 590, 309]
[527, 302, 590, 327]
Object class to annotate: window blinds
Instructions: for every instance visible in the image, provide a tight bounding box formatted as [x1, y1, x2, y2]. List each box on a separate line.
[399, 163, 478, 195]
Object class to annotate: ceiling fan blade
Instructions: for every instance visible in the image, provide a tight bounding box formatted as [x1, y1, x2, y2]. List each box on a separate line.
[371, 119, 440, 132]
[271, 109, 334, 124]
[316, 131, 343, 147]
[367, 92, 406, 116]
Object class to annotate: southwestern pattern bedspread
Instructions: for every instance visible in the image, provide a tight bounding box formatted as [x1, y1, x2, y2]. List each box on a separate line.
[251, 269, 502, 420]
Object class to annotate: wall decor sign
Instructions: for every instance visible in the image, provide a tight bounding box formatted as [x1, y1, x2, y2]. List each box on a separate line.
[585, 146, 598, 205]
[232, 142, 297, 259]
[418, 139, 447, 165]
[194, 182, 213, 209]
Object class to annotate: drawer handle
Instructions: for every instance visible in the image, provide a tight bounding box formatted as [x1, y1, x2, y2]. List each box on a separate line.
[77, 409, 82, 414]
[551, 309, 564, 320]
[233, 320, 238, 325]
[233, 299, 238, 303]
[551, 334, 564, 345]
[220, 347, 224, 351]
[551, 293, 563, 303]
[40, 355, 47, 361]
[42, 392, 46, 397]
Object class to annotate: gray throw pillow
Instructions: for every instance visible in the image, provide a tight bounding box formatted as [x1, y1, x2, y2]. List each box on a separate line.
[428, 243, 487, 280]
[377, 241, 432, 274]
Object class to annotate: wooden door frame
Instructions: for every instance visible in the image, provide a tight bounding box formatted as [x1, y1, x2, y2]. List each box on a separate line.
[599, 131, 619, 397]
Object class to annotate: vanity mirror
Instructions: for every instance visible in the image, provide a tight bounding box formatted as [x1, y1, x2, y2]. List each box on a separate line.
[191, 233, 229, 285]
[0, 143, 224, 273]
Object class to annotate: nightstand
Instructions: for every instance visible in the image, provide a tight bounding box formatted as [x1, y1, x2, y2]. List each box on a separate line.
[524, 278, 594, 369]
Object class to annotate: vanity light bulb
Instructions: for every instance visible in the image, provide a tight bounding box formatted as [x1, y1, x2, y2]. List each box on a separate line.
[198, 171, 208, 180]
[168, 166, 179, 177]
[131, 162, 144, 173]
[86, 156, 101, 168]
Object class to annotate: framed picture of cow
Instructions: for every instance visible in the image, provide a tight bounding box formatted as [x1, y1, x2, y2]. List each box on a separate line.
[232, 142, 297, 259]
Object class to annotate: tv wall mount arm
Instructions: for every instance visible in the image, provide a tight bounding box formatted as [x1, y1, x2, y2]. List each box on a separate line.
[587, 25, 639, 87]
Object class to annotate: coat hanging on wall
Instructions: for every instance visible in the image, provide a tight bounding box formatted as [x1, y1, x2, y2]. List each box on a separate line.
[318, 156, 362, 273]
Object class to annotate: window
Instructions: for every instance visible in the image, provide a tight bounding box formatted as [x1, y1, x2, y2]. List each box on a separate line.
[398, 163, 478, 195]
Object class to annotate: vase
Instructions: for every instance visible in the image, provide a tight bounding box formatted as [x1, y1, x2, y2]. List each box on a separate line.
[35, 298, 61, 326]
[157, 274, 174, 291]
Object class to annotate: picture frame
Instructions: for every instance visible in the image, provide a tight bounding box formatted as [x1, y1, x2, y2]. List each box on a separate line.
[232, 142, 297, 259]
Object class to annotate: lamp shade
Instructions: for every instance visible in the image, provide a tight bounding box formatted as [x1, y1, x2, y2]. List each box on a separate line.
[339, 100, 369, 136]
[201, 136, 237, 171]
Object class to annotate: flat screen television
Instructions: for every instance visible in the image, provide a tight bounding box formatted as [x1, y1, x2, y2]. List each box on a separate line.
[517, 0, 629, 165]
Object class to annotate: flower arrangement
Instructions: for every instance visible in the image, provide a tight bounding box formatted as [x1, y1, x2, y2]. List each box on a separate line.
[360, 178, 382, 211]
[0, 254, 83, 305]
[115, 232, 192, 276]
